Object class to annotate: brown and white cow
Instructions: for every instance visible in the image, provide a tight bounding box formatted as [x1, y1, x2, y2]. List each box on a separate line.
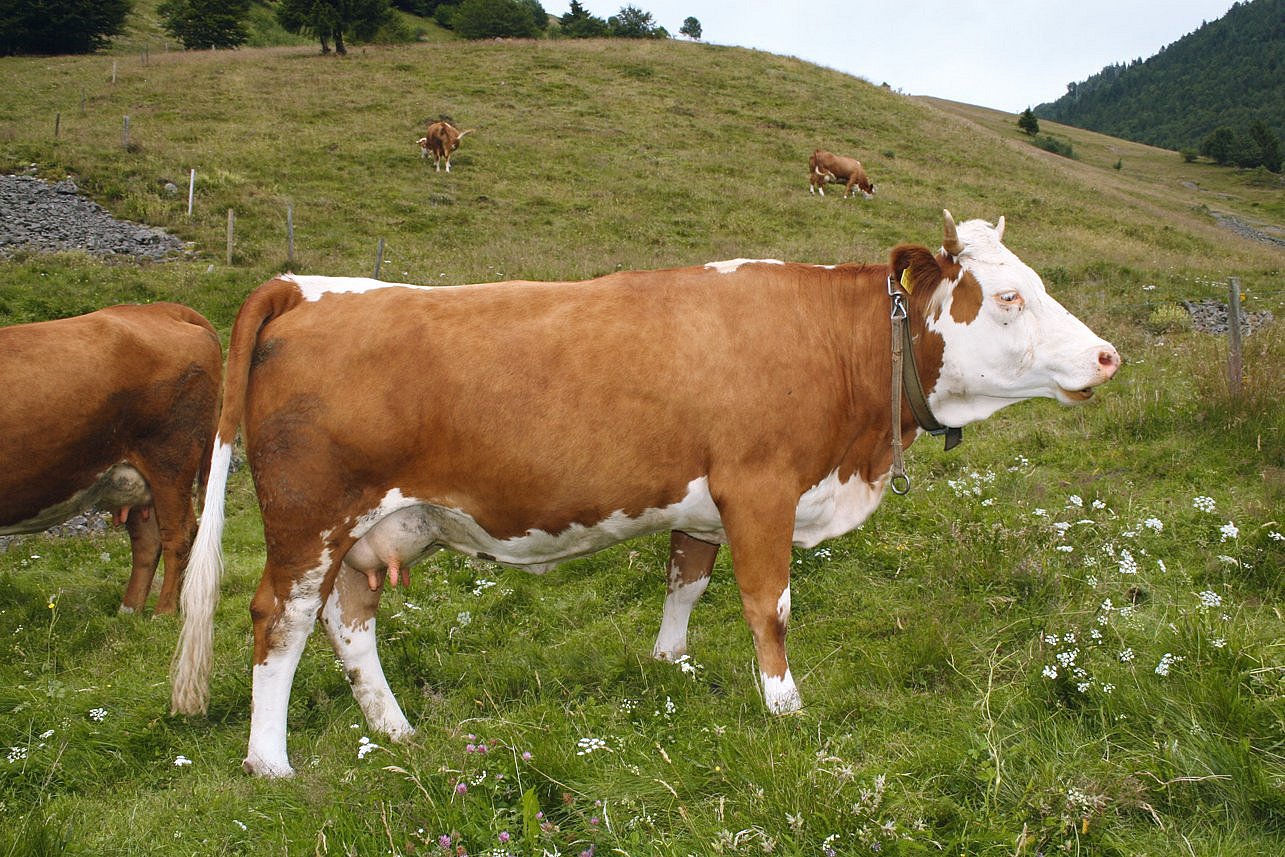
[1, 303, 221, 614]
[418, 121, 473, 172]
[171, 211, 1119, 776]
[810, 149, 876, 198]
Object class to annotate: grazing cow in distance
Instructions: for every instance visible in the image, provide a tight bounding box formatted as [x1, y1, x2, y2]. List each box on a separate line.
[171, 211, 1120, 777]
[0, 304, 222, 614]
[810, 149, 876, 198]
[419, 120, 473, 172]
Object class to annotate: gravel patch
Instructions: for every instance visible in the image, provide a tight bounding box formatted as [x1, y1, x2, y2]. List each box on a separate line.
[1183, 298, 1275, 336]
[0, 173, 186, 260]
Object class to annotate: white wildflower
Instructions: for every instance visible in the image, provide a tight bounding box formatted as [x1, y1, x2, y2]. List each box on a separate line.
[357, 736, 381, 759]
[1269, 531, 1283, 542]
[1118, 549, 1138, 575]
[1143, 517, 1164, 532]
[1219, 522, 1238, 542]
[88, 707, 106, 722]
[1119, 648, 1135, 663]
[7, 746, 27, 763]
[576, 737, 608, 755]
[1212, 638, 1227, 649]
[1198, 590, 1222, 608]
[1193, 496, 1216, 513]
[1042, 665, 1058, 680]
[674, 654, 703, 677]
[1155, 653, 1184, 677]
[1033, 508, 1049, 518]
[1055, 545, 1074, 553]
[173, 755, 193, 767]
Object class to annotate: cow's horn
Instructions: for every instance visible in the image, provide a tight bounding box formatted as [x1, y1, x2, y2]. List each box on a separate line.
[943, 209, 964, 257]
[995, 215, 1006, 241]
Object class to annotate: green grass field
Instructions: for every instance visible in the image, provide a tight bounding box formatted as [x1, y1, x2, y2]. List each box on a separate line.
[1, 22, 1282, 857]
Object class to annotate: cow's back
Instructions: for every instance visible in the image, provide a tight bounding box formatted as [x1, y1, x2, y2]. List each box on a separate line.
[244, 268, 888, 539]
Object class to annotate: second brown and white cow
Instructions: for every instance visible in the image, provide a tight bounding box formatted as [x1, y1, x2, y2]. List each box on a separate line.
[171, 211, 1119, 776]
[810, 149, 876, 198]
[0, 303, 222, 614]
[418, 120, 473, 172]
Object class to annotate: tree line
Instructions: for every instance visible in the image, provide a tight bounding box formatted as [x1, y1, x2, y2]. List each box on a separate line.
[1034, 0, 1283, 171]
[0, 1, 701, 56]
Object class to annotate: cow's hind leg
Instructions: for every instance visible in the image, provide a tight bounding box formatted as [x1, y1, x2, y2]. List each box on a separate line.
[148, 478, 198, 615]
[321, 561, 414, 741]
[244, 551, 333, 777]
[119, 508, 162, 614]
[717, 485, 801, 714]
[653, 531, 718, 661]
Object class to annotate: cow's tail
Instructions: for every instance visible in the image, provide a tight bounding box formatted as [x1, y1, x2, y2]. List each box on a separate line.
[171, 276, 306, 716]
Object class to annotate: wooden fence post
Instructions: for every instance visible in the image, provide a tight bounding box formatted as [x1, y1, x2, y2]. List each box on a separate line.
[187, 169, 195, 217]
[226, 209, 235, 266]
[121, 115, 130, 149]
[1227, 277, 1243, 396]
[54, 112, 60, 139]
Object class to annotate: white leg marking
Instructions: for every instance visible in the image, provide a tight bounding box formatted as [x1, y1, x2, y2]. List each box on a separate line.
[244, 554, 330, 778]
[652, 572, 710, 661]
[321, 576, 414, 740]
[776, 585, 791, 627]
[762, 668, 802, 714]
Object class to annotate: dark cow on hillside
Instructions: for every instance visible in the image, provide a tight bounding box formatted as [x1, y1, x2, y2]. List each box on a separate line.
[418, 121, 473, 172]
[1, 304, 222, 614]
[171, 212, 1119, 776]
[810, 149, 876, 198]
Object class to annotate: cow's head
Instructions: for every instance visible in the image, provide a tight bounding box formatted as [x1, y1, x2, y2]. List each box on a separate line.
[892, 210, 1120, 427]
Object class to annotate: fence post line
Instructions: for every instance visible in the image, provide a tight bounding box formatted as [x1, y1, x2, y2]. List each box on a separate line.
[121, 115, 130, 149]
[187, 169, 195, 217]
[226, 209, 235, 266]
[111, 60, 117, 84]
[373, 237, 385, 279]
[287, 205, 295, 268]
[54, 112, 60, 139]
[1227, 277, 1243, 396]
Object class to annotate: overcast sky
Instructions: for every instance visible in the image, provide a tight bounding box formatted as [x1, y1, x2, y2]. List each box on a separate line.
[563, 1, 1241, 112]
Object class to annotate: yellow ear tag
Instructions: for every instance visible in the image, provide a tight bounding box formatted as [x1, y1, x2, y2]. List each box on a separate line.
[900, 266, 913, 293]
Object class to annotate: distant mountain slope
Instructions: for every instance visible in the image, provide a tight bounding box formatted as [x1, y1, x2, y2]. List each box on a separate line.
[1035, 0, 1284, 152]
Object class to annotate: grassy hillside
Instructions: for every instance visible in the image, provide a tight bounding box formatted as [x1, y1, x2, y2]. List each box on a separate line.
[1, 37, 1282, 857]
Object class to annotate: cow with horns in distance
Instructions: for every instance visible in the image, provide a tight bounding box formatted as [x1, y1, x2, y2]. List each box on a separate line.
[418, 120, 473, 172]
[171, 211, 1120, 777]
[0, 304, 222, 614]
[810, 149, 876, 198]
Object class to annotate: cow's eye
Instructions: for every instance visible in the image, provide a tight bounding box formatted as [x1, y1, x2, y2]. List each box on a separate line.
[997, 291, 1021, 304]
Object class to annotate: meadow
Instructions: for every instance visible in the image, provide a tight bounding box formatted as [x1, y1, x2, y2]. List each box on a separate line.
[1, 26, 1282, 857]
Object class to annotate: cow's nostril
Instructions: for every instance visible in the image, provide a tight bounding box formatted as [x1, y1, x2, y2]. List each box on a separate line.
[1098, 348, 1121, 376]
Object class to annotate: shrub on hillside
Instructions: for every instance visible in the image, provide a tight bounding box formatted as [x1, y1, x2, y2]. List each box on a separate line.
[1032, 135, 1076, 159]
[0, 0, 131, 55]
[158, 0, 252, 50]
[450, 0, 542, 39]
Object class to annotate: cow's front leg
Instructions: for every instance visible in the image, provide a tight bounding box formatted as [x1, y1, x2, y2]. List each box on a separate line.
[653, 531, 718, 661]
[718, 487, 801, 714]
[321, 561, 413, 741]
[244, 555, 331, 777]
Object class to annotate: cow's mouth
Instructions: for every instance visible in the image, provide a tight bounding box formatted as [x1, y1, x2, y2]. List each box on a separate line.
[1059, 386, 1095, 402]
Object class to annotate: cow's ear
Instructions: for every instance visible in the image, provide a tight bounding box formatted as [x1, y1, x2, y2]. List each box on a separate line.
[889, 244, 942, 296]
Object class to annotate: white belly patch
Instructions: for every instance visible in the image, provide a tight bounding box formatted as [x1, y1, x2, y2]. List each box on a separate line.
[343, 471, 885, 575]
[0, 462, 151, 536]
